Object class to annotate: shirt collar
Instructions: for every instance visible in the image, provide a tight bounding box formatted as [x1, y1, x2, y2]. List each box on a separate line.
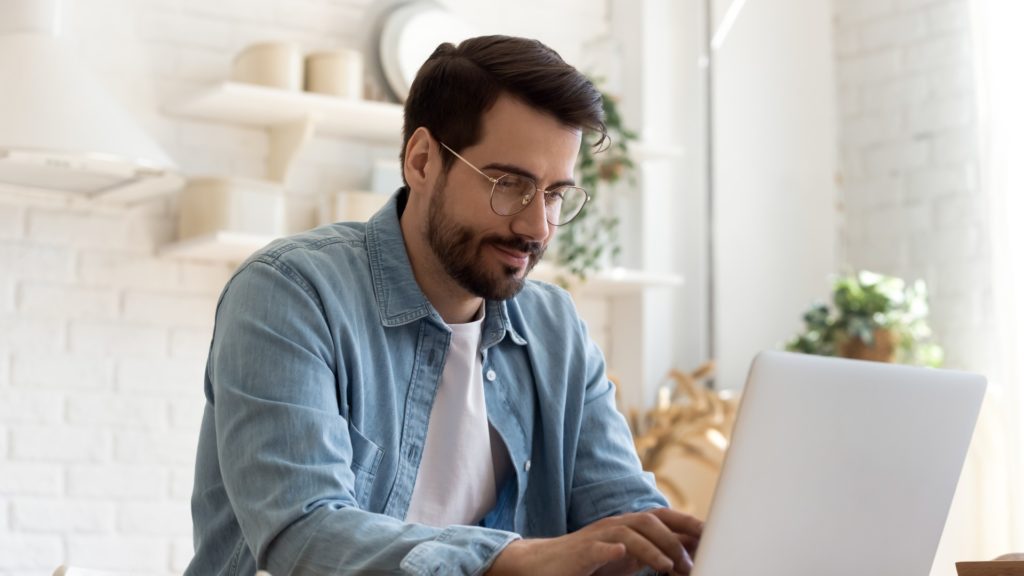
[365, 188, 528, 347]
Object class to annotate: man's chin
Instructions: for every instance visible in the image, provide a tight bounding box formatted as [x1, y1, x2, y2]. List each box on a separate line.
[506, 255, 541, 281]
[494, 258, 541, 299]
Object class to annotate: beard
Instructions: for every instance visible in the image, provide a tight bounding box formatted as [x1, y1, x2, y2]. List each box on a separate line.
[425, 175, 546, 301]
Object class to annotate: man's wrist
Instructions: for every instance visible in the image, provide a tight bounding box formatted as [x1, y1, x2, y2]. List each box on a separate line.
[486, 538, 534, 576]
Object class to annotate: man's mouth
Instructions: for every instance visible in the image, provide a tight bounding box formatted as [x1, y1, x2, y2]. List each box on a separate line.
[488, 238, 543, 271]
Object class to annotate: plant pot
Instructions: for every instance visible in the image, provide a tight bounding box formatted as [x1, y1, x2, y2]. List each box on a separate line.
[837, 328, 898, 363]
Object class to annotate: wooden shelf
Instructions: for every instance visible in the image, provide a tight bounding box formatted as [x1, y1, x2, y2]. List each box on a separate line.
[159, 231, 278, 263]
[165, 82, 404, 145]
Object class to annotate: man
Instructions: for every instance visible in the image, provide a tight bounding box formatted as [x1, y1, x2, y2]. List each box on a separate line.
[186, 35, 702, 576]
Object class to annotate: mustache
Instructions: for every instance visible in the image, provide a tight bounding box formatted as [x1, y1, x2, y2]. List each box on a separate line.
[486, 235, 544, 257]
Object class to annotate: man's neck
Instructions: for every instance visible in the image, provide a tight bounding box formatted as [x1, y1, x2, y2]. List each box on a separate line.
[430, 289, 485, 325]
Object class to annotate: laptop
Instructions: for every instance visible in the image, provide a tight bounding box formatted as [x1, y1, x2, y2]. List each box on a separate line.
[691, 350, 986, 576]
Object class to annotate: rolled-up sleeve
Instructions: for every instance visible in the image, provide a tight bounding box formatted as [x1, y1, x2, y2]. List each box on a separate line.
[566, 333, 669, 531]
[209, 260, 517, 575]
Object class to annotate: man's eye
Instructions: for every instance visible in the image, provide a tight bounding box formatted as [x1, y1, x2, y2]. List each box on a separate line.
[545, 189, 566, 203]
[496, 177, 522, 189]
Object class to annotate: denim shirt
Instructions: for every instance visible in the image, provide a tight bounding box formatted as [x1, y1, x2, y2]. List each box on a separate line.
[186, 189, 667, 576]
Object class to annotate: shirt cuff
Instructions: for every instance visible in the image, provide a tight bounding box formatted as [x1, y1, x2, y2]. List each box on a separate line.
[399, 525, 521, 576]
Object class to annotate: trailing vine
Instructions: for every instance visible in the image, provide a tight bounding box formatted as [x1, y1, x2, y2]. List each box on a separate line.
[553, 87, 637, 286]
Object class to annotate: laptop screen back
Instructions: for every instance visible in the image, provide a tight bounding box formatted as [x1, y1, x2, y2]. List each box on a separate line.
[691, 351, 986, 576]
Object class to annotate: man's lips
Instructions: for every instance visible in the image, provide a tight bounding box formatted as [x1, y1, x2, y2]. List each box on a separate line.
[491, 244, 531, 268]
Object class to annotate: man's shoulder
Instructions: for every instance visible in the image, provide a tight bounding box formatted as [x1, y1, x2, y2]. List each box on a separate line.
[247, 222, 369, 269]
[220, 222, 373, 298]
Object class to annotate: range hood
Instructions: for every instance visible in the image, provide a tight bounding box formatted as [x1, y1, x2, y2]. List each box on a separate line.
[0, 0, 182, 203]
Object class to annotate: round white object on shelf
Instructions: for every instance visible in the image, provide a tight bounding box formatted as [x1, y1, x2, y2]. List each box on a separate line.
[379, 1, 477, 102]
[305, 49, 364, 99]
[231, 42, 304, 91]
[179, 177, 285, 240]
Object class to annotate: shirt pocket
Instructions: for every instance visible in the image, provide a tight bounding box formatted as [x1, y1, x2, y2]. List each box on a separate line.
[348, 424, 384, 507]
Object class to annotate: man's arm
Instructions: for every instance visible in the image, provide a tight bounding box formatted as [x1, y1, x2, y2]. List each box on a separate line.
[489, 312, 703, 576]
[208, 260, 517, 575]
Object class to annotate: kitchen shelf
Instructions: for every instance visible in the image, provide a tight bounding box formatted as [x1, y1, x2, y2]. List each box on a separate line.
[159, 231, 278, 263]
[161, 82, 685, 294]
[159, 232, 683, 294]
[164, 81, 680, 181]
[631, 142, 686, 161]
[531, 263, 683, 296]
[165, 82, 404, 144]
[166, 82, 404, 182]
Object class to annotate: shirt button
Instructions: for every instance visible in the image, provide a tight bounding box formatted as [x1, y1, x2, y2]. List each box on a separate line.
[524, 459, 532, 472]
[485, 369, 497, 382]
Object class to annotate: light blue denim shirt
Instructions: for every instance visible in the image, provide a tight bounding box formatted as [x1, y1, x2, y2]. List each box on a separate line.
[186, 189, 667, 576]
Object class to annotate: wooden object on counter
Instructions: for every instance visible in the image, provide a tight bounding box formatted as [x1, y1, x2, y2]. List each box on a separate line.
[956, 560, 1024, 576]
[624, 361, 739, 517]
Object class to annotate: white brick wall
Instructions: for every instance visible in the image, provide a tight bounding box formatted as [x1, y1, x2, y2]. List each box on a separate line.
[834, 0, 992, 374]
[12, 500, 115, 533]
[0, 464, 64, 497]
[0, 534, 64, 573]
[0, 1, 606, 574]
[0, 206, 24, 241]
[834, 5, 1000, 571]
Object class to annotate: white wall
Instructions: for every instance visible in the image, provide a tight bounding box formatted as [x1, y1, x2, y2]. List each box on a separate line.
[834, 0, 991, 375]
[832, 0, 998, 572]
[712, 0, 839, 389]
[0, 1, 607, 574]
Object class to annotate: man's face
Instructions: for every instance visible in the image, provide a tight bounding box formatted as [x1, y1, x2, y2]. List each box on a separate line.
[423, 95, 582, 301]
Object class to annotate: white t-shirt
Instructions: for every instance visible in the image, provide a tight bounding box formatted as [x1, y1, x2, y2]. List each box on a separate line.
[405, 310, 510, 527]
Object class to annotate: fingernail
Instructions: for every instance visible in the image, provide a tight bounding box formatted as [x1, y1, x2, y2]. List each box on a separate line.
[682, 547, 693, 566]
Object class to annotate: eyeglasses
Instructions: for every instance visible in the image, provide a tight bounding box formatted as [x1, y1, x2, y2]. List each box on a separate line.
[440, 142, 590, 226]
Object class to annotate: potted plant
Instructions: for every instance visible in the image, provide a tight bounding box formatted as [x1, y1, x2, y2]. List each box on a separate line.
[553, 86, 637, 284]
[786, 270, 944, 367]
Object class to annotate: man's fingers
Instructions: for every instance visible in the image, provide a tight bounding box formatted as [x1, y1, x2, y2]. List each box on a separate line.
[601, 524, 678, 574]
[620, 512, 688, 571]
[679, 545, 694, 575]
[580, 541, 627, 573]
[678, 533, 700, 558]
[649, 508, 705, 538]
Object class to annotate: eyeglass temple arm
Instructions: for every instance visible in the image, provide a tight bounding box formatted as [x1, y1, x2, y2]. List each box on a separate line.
[440, 142, 500, 184]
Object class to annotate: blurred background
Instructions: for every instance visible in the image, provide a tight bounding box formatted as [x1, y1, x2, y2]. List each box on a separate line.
[0, 0, 1020, 574]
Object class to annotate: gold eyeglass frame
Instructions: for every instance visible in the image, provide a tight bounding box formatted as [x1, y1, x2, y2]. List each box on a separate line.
[439, 142, 590, 226]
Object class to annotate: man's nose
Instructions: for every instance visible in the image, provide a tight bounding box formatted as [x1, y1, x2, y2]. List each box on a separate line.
[509, 191, 551, 242]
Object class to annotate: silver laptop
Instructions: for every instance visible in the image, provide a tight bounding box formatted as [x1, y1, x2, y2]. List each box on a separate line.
[692, 351, 986, 576]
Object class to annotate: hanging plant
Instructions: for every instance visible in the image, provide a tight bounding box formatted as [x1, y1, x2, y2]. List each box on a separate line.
[553, 86, 638, 286]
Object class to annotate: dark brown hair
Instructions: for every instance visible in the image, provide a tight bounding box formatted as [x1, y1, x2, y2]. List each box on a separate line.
[401, 35, 606, 181]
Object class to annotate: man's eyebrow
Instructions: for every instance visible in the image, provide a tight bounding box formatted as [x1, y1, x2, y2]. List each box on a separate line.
[481, 162, 577, 188]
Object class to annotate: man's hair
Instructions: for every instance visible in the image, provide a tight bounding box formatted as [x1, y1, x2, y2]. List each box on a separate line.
[401, 35, 606, 181]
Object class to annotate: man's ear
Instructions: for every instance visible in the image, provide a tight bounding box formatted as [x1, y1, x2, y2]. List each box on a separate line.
[403, 127, 434, 191]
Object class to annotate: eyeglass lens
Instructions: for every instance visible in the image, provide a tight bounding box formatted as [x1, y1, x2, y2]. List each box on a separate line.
[490, 174, 588, 225]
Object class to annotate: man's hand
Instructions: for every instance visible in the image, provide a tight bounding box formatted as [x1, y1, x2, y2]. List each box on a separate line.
[486, 508, 703, 576]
